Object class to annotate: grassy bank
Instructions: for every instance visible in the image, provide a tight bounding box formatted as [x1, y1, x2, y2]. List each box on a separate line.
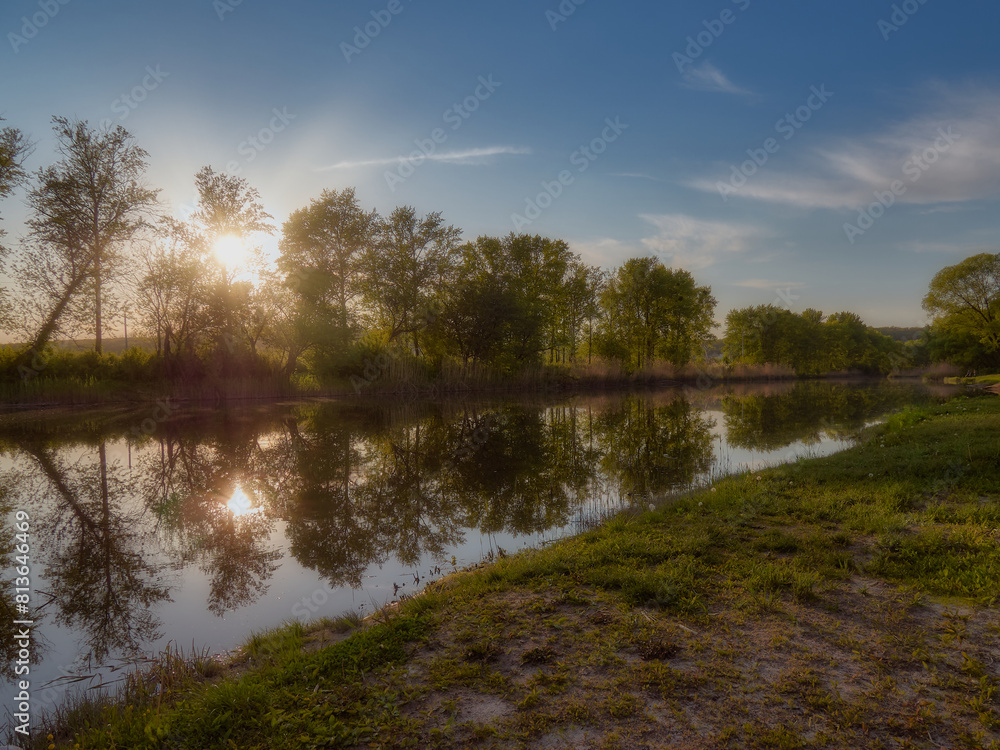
[0, 360, 800, 409]
[946, 374, 1000, 387]
[34, 395, 1000, 749]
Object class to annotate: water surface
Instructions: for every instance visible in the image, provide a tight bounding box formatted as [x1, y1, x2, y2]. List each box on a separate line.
[0, 380, 955, 725]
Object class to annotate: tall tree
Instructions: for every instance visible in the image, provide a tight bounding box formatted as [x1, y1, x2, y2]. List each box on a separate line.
[433, 234, 580, 369]
[0, 118, 31, 331]
[501, 234, 575, 364]
[432, 238, 520, 368]
[359, 207, 461, 353]
[189, 166, 274, 354]
[0, 117, 31, 239]
[134, 218, 212, 361]
[17, 118, 157, 354]
[192, 166, 274, 248]
[923, 252, 1000, 367]
[596, 258, 715, 371]
[278, 188, 376, 354]
[556, 261, 604, 363]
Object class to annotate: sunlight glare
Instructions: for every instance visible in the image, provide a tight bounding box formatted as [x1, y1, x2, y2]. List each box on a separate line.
[226, 485, 258, 517]
[213, 234, 248, 268]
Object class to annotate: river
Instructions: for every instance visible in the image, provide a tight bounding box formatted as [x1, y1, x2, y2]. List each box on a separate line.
[0, 379, 958, 728]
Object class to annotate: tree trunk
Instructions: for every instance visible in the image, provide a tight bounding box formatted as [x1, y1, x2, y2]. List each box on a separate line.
[19, 271, 91, 370]
[95, 251, 103, 354]
[24, 444, 101, 537]
[282, 349, 299, 379]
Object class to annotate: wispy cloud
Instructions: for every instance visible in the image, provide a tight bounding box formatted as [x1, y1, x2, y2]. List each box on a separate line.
[568, 237, 640, 267]
[639, 214, 766, 270]
[681, 62, 752, 96]
[688, 85, 1000, 209]
[316, 145, 531, 171]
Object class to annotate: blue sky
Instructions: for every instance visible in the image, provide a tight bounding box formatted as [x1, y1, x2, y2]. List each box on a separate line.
[2, 0, 1000, 327]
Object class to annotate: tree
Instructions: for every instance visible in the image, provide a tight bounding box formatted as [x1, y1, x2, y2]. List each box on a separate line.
[497, 234, 576, 364]
[556, 261, 604, 363]
[192, 166, 274, 249]
[278, 188, 377, 357]
[431, 239, 520, 368]
[596, 258, 715, 371]
[0, 117, 31, 240]
[258, 272, 309, 378]
[0, 117, 31, 331]
[431, 234, 581, 370]
[656, 268, 716, 366]
[17, 118, 157, 355]
[359, 207, 461, 353]
[723, 306, 902, 375]
[134, 219, 212, 362]
[923, 253, 1000, 368]
[189, 166, 274, 356]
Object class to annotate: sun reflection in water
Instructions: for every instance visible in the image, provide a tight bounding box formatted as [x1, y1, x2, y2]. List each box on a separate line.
[225, 485, 258, 517]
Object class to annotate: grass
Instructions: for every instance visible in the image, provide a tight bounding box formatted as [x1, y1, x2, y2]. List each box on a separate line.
[945, 373, 1000, 386]
[32, 394, 1000, 749]
[0, 344, 813, 409]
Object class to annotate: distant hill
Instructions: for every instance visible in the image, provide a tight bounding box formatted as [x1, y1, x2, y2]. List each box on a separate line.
[876, 327, 926, 343]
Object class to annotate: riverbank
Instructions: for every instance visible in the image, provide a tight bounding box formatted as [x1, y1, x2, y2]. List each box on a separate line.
[946, 374, 1000, 391]
[1, 365, 798, 410]
[0, 368, 937, 423]
[34, 393, 1000, 749]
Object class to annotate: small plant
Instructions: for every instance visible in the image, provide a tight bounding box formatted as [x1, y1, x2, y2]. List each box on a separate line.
[604, 692, 641, 719]
[517, 687, 541, 710]
[634, 634, 681, 661]
[464, 640, 501, 664]
[522, 646, 557, 665]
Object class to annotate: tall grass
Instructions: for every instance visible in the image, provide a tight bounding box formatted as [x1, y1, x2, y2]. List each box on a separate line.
[0, 342, 867, 409]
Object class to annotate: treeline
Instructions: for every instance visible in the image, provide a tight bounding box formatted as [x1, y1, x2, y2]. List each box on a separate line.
[2, 116, 990, 395]
[0, 118, 721, 388]
[722, 307, 907, 376]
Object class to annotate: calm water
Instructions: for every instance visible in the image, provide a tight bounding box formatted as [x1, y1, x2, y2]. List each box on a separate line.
[0, 380, 956, 728]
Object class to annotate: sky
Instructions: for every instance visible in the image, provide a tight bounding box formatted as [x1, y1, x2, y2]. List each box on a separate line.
[2, 0, 1000, 328]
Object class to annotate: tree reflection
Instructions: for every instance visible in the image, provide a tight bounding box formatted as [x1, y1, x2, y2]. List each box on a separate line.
[595, 393, 716, 497]
[440, 406, 601, 535]
[279, 412, 376, 588]
[199, 486, 280, 617]
[21, 441, 169, 662]
[0, 473, 44, 681]
[276, 402, 604, 586]
[721, 381, 936, 451]
[131, 422, 282, 616]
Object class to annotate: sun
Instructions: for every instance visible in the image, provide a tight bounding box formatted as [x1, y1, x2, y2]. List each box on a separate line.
[213, 234, 248, 268]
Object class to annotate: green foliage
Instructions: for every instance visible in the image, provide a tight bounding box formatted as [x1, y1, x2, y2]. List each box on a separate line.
[0, 345, 157, 382]
[723, 306, 906, 375]
[278, 187, 375, 357]
[358, 206, 461, 351]
[923, 252, 1000, 369]
[426, 233, 598, 371]
[927, 318, 998, 371]
[594, 257, 715, 372]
